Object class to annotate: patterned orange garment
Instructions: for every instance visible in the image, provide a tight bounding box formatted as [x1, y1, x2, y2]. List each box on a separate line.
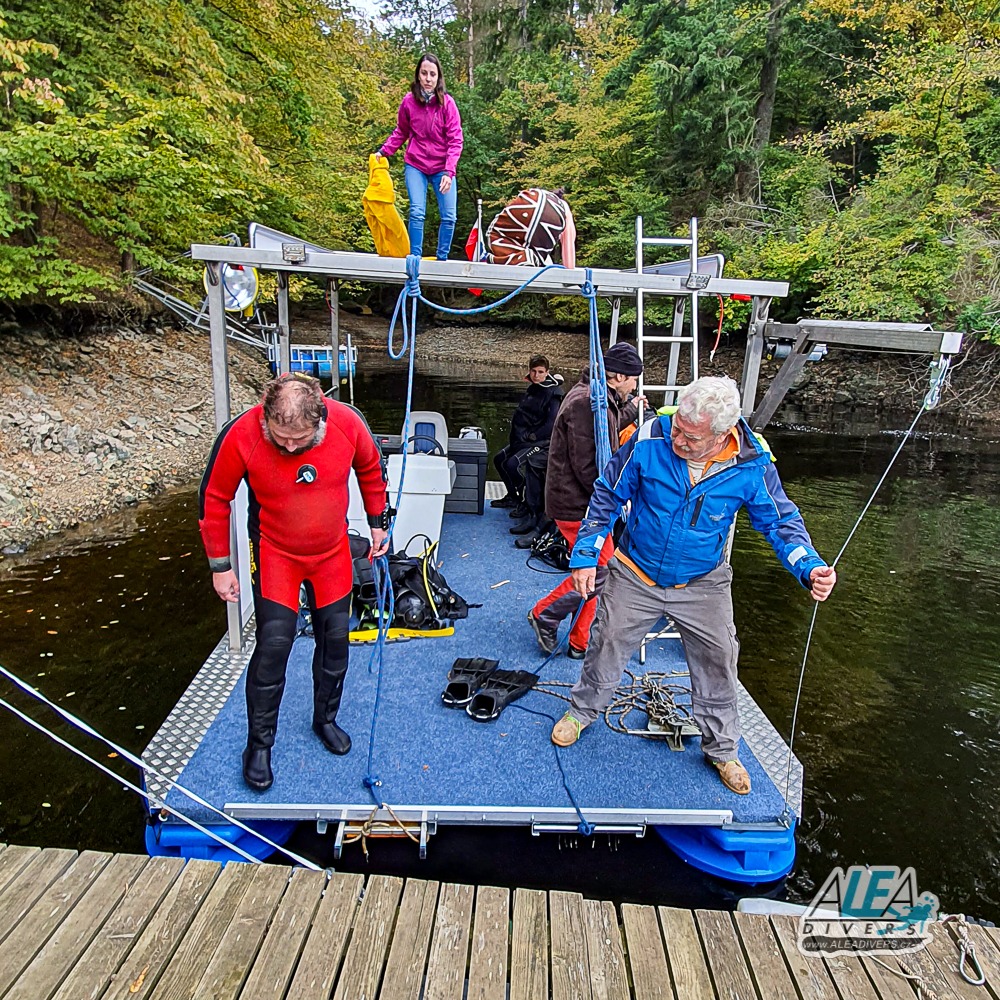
[485, 188, 570, 266]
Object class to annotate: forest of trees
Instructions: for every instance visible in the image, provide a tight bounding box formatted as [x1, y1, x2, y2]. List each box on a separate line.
[1, 0, 997, 337]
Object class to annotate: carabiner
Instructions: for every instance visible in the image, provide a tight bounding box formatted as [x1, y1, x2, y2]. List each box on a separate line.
[959, 939, 986, 987]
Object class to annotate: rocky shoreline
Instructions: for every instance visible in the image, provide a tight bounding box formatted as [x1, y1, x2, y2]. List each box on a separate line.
[1, 309, 996, 556]
[0, 323, 269, 555]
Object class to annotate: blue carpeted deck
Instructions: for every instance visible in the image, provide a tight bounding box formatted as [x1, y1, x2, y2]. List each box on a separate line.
[164, 508, 789, 828]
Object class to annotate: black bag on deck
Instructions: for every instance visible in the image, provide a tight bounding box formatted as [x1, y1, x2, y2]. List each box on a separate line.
[529, 523, 570, 572]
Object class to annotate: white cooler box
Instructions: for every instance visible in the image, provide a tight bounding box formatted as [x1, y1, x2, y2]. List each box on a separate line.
[386, 453, 455, 554]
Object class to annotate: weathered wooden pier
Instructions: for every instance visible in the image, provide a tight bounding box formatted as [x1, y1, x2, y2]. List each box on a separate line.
[0, 844, 995, 999]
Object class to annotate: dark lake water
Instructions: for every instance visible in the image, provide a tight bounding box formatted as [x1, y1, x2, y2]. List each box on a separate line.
[2, 360, 998, 918]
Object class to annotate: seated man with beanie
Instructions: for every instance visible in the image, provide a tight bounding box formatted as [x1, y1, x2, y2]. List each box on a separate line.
[492, 355, 564, 528]
[526, 342, 643, 658]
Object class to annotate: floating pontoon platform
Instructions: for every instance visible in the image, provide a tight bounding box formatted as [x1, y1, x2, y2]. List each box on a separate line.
[144, 487, 802, 883]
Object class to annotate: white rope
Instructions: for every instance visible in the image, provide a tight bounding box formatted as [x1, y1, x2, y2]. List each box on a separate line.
[0, 663, 320, 870]
[0, 696, 270, 867]
[780, 404, 929, 818]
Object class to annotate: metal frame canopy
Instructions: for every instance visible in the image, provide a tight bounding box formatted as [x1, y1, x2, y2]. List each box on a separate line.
[191, 244, 790, 300]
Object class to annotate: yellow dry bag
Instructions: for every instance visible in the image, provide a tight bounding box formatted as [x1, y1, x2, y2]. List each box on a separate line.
[363, 154, 410, 258]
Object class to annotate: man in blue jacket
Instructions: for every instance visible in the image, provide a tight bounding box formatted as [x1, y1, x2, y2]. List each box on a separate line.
[551, 376, 836, 795]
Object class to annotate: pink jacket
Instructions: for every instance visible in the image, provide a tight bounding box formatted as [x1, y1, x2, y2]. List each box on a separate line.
[380, 92, 464, 178]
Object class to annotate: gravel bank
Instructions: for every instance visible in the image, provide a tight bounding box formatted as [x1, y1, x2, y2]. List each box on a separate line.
[0, 323, 270, 555]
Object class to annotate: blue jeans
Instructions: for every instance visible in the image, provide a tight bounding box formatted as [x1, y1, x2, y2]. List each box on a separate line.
[404, 163, 457, 260]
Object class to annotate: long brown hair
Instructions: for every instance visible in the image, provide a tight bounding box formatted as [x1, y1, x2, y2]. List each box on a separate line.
[411, 52, 447, 104]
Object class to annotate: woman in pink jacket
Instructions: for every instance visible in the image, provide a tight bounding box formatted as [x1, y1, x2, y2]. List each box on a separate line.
[378, 53, 464, 260]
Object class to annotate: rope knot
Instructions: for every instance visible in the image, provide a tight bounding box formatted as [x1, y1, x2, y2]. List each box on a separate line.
[404, 254, 422, 297]
[363, 774, 382, 790]
[581, 268, 595, 299]
[577, 820, 595, 836]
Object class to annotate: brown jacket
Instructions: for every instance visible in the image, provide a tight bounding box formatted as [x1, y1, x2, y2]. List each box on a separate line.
[544, 374, 637, 521]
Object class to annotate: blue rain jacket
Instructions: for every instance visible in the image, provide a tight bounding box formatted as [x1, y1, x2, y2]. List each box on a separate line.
[570, 413, 826, 589]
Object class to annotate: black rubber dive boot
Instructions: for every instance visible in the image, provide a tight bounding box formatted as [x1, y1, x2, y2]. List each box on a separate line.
[312, 720, 352, 755]
[510, 515, 539, 535]
[242, 745, 273, 791]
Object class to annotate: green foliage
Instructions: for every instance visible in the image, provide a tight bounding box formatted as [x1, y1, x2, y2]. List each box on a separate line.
[0, 0, 997, 338]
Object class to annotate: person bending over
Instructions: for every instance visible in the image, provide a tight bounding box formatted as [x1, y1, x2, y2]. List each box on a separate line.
[485, 188, 576, 268]
[526, 342, 643, 659]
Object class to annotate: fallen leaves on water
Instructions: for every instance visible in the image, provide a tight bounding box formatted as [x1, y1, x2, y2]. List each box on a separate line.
[129, 965, 150, 993]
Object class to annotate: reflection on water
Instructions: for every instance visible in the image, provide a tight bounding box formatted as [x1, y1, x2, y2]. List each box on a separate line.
[1, 367, 999, 918]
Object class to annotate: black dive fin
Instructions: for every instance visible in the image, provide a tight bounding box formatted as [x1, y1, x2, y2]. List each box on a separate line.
[466, 669, 538, 722]
[442, 657, 500, 708]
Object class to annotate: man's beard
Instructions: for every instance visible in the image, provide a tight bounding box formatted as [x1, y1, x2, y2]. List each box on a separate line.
[261, 419, 326, 454]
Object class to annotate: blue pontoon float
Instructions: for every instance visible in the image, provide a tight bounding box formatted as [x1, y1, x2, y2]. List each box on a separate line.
[142, 223, 962, 882]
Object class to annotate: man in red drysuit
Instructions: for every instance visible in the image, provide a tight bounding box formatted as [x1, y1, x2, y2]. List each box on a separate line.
[199, 374, 388, 791]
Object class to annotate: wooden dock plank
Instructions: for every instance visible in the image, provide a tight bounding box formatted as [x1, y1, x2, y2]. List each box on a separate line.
[922, 922, 989, 999]
[731, 912, 798, 1000]
[822, 954, 881, 1000]
[423, 882, 475, 1000]
[0, 849, 112, 996]
[694, 909, 759, 1000]
[467, 885, 509, 1000]
[237, 867, 327, 1000]
[583, 898, 629, 1000]
[285, 871, 364, 1000]
[99, 858, 221, 1000]
[858, 955, 925, 1000]
[658, 907, 713, 999]
[0, 848, 77, 949]
[510, 888, 548, 1000]
[48, 856, 185, 1000]
[331, 873, 403, 1000]
[0, 845, 40, 897]
[953, 922, 1000, 991]
[551, 890, 592, 1000]
[5, 852, 148, 1000]
[126, 860, 251, 1000]
[887, 937, 962, 1000]
[621, 904, 672, 1000]
[188, 863, 290, 1000]
[377, 878, 440, 1000]
[145, 861, 257, 1000]
[769, 915, 841, 1000]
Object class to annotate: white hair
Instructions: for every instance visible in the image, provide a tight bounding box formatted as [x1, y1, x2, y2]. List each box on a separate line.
[676, 377, 742, 434]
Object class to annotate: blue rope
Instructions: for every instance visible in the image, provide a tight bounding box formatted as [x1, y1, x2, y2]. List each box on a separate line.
[583, 268, 612, 474]
[363, 552, 394, 803]
[509, 702, 595, 836]
[392, 254, 567, 319]
[369, 254, 606, 817]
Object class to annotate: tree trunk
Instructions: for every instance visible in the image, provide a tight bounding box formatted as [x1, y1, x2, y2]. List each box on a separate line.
[736, 0, 785, 199]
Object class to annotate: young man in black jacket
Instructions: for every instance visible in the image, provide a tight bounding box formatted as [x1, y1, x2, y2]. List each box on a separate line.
[492, 355, 563, 526]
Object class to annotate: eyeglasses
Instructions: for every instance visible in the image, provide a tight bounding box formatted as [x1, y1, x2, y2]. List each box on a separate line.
[277, 371, 316, 383]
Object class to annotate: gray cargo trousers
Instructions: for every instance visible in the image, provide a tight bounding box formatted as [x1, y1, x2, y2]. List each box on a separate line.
[568, 557, 741, 761]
